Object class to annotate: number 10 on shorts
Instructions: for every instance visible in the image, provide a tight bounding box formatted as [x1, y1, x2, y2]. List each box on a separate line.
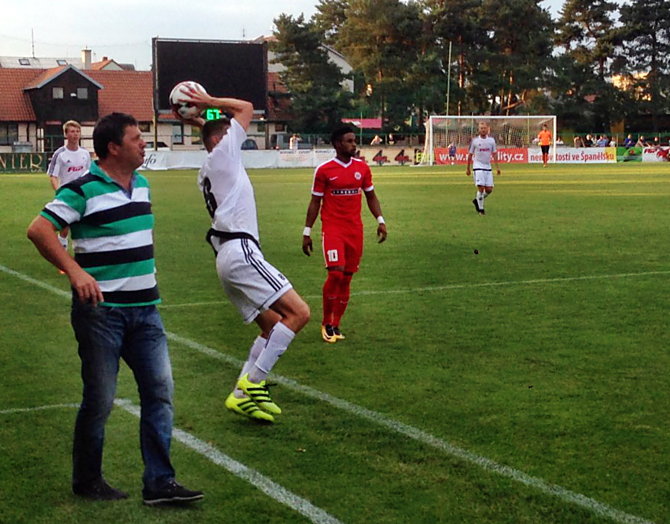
[326, 249, 339, 263]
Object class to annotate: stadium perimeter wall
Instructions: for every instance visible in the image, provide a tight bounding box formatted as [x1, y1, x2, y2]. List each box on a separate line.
[0, 146, 667, 173]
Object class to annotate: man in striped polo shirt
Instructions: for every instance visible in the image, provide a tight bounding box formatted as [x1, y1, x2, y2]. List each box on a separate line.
[27, 113, 202, 505]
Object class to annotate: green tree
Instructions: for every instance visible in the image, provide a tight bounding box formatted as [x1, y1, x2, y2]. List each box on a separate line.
[616, 0, 670, 132]
[480, 0, 554, 115]
[313, 0, 351, 47]
[272, 14, 354, 133]
[335, 0, 425, 130]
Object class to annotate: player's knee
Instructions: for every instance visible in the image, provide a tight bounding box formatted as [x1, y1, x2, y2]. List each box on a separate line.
[292, 299, 311, 331]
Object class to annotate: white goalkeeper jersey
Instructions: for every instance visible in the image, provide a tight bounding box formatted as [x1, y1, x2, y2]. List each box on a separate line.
[197, 118, 260, 243]
[469, 135, 497, 170]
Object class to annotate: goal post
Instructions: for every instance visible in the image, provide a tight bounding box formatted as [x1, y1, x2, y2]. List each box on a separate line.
[419, 115, 557, 166]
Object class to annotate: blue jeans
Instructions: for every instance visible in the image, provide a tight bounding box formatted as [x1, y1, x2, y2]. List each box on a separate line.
[71, 299, 175, 492]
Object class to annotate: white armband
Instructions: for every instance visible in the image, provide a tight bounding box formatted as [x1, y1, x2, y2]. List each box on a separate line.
[303, 226, 312, 236]
[377, 216, 385, 225]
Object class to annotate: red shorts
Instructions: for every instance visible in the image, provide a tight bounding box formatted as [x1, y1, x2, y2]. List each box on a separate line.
[322, 228, 363, 273]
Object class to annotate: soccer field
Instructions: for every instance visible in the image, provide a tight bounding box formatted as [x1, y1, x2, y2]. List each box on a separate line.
[1, 163, 669, 524]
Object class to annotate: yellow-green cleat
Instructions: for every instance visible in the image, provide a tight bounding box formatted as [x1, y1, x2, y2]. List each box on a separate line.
[237, 374, 282, 415]
[225, 392, 275, 423]
[332, 326, 345, 340]
[321, 324, 337, 343]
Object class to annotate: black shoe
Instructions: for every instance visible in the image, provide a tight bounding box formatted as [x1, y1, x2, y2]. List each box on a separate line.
[73, 477, 129, 501]
[479, 210, 486, 216]
[332, 326, 345, 340]
[472, 199, 480, 212]
[143, 480, 204, 505]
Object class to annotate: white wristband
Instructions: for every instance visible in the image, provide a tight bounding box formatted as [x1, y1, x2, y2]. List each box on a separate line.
[377, 216, 385, 225]
[303, 226, 312, 236]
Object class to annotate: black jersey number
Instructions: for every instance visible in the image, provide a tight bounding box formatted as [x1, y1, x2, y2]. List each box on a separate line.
[202, 177, 217, 218]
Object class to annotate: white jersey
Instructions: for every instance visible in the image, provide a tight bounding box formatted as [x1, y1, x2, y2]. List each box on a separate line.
[47, 146, 91, 186]
[197, 118, 259, 242]
[468, 135, 497, 170]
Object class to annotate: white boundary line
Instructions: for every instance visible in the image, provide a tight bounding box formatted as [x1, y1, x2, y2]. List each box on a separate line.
[114, 399, 343, 524]
[0, 264, 656, 524]
[0, 403, 79, 415]
[155, 270, 670, 309]
[0, 399, 343, 524]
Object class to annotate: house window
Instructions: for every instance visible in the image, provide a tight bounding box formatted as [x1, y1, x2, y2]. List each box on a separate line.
[77, 87, 88, 100]
[0, 123, 19, 146]
[139, 123, 150, 132]
[53, 87, 64, 99]
[57, 59, 68, 66]
[19, 58, 30, 66]
[172, 123, 184, 145]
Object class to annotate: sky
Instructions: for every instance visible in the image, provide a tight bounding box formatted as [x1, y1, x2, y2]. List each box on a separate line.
[1, 0, 563, 71]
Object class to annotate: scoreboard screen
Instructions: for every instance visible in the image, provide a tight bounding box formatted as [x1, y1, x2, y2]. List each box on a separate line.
[153, 38, 267, 113]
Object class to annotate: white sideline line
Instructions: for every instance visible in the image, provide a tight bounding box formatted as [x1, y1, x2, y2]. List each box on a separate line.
[0, 399, 342, 524]
[156, 270, 670, 308]
[0, 263, 656, 524]
[0, 403, 79, 415]
[114, 399, 343, 524]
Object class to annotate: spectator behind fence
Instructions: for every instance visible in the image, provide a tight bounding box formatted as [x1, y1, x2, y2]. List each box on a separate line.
[636, 135, 647, 148]
[370, 135, 382, 146]
[624, 134, 634, 148]
[574, 135, 585, 148]
[555, 136, 564, 145]
[596, 135, 608, 147]
[584, 134, 593, 147]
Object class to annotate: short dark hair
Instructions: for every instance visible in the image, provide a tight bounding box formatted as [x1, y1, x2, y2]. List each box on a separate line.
[93, 112, 138, 160]
[202, 118, 231, 151]
[330, 125, 355, 146]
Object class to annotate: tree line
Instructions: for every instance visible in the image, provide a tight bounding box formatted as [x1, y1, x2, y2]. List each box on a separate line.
[271, 0, 670, 135]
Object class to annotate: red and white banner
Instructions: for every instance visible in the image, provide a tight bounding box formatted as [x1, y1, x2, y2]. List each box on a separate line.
[528, 147, 616, 164]
[434, 147, 528, 164]
[642, 147, 670, 162]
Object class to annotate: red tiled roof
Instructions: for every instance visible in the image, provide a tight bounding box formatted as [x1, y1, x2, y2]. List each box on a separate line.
[86, 70, 154, 121]
[24, 66, 66, 89]
[0, 68, 42, 121]
[91, 59, 114, 70]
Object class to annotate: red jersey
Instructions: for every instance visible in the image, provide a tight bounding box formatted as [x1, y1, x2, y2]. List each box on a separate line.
[312, 157, 374, 231]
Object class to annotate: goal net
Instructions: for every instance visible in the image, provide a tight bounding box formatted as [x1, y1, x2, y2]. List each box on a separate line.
[419, 115, 557, 165]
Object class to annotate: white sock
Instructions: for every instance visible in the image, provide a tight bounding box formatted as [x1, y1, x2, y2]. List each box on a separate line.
[234, 336, 266, 398]
[476, 191, 485, 210]
[59, 235, 68, 250]
[249, 322, 295, 383]
[483, 191, 490, 199]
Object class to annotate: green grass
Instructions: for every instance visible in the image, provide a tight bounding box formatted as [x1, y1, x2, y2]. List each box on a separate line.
[1, 163, 669, 524]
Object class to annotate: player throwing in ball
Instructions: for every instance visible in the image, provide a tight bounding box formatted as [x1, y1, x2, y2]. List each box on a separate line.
[302, 125, 387, 344]
[467, 122, 501, 216]
[174, 87, 310, 423]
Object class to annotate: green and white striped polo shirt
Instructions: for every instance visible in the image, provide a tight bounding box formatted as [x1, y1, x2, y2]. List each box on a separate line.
[41, 161, 160, 307]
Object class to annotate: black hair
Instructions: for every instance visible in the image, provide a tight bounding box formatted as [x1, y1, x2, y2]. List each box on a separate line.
[202, 118, 231, 151]
[330, 125, 356, 146]
[93, 112, 138, 160]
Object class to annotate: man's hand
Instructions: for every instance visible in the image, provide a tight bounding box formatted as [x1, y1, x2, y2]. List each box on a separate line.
[377, 223, 387, 243]
[171, 107, 206, 128]
[68, 267, 104, 307]
[497, 168, 502, 175]
[466, 168, 471, 177]
[302, 235, 313, 256]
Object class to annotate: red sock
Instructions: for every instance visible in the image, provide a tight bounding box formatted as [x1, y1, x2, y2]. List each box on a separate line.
[332, 273, 353, 328]
[322, 270, 343, 325]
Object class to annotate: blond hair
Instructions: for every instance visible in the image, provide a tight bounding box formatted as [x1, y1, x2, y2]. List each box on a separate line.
[63, 120, 81, 134]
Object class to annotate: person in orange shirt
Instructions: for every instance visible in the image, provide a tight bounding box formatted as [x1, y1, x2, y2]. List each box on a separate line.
[538, 124, 552, 167]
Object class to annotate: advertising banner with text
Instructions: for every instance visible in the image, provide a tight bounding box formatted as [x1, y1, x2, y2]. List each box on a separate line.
[434, 147, 528, 164]
[529, 147, 616, 164]
[0, 153, 47, 173]
[642, 147, 669, 162]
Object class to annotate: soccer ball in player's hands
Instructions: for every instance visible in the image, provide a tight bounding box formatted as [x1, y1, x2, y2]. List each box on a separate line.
[170, 81, 207, 119]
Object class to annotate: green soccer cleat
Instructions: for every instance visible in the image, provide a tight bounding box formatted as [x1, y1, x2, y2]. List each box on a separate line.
[237, 374, 282, 415]
[225, 392, 275, 423]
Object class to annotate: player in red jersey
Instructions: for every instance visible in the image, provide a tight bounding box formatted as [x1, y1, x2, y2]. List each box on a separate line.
[302, 125, 387, 343]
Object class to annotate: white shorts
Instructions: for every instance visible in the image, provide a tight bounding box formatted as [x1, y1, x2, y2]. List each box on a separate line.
[473, 168, 494, 188]
[213, 237, 292, 324]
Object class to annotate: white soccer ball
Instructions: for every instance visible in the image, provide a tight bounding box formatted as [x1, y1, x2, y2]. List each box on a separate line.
[169, 81, 207, 119]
